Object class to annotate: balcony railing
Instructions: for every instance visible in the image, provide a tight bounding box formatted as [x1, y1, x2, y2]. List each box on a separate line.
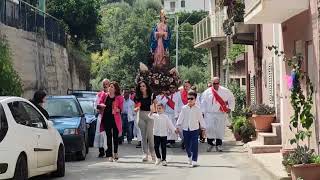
[0, 0, 67, 46]
[193, 9, 226, 46]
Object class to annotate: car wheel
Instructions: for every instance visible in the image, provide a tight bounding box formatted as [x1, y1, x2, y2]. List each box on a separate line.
[52, 146, 65, 177]
[86, 141, 89, 154]
[13, 154, 28, 180]
[76, 141, 86, 161]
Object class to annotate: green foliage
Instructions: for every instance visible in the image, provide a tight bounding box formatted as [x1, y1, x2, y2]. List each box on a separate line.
[179, 65, 210, 91]
[133, 0, 162, 12]
[0, 37, 23, 96]
[227, 44, 245, 63]
[268, 45, 314, 148]
[250, 104, 275, 115]
[47, 0, 102, 42]
[91, 3, 210, 90]
[232, 116, 255, 143]
[282, 146, 317, 167]
[227, 82, 246, 116]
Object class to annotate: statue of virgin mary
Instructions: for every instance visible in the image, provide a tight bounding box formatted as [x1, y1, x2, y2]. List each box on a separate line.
[150, 9, 171, 70]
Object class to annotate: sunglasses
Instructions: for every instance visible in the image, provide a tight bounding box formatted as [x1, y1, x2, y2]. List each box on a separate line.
[188, 97, 195, 100]
[213, 83, 219, 85]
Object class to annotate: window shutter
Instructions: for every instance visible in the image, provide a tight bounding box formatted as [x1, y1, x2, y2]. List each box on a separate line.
[267, 63, 275, 106]
[250, 74, 256, 105]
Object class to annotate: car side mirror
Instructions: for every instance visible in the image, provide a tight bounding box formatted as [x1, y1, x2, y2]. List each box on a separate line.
[47, 121, 54, 128]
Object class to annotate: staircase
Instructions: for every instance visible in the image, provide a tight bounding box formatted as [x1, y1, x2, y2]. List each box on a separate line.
[248, 123, 282, 154]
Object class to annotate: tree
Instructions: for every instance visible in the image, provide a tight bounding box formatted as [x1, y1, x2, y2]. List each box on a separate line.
[47, 0, 102, 42]
[0, 38, 22, 96]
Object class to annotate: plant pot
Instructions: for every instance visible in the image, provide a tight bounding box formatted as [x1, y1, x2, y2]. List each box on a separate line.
[252, 114, 275, 132]
[233, 132, 242, 141]
[291, 163, 320, 180]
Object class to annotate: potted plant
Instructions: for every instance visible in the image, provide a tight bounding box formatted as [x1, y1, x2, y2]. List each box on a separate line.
[232, 116, 255, 142]
[239, 120, 255, 143]
[250, 104, 275, 132]
[232, 116, 244, 141]
[282, 146, 320, 178]
[268, 46, 320, 180]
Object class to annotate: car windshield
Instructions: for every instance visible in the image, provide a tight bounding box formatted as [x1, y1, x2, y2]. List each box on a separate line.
[79, 100, 95, 115]
[45, 98, 81, 118]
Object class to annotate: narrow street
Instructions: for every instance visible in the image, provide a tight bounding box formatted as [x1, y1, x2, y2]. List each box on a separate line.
[33, 131, 273, 180]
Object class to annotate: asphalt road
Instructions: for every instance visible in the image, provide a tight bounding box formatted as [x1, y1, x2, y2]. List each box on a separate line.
[32, 131, 274, 180]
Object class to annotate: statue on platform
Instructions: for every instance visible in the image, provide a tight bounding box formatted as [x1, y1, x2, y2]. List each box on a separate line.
[150, 9, 171, 70]
[136, 9, 180, 94]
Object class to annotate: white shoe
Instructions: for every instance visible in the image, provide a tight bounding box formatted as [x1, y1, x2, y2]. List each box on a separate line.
[190, 161, 198, 168]
[155, 158, 161, 165]
[187, 157, 192, 165]
[142, 155, 148, 162]
[162, 160, 167, 166]
[107, 157, 113, 162]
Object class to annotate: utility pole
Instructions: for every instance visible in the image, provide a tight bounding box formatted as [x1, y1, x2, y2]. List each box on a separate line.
[175, 15, 179, 72]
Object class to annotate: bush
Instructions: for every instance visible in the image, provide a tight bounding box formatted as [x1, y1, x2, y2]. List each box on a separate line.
[227, 82, 246, 116]
[0, 37, 22, 96]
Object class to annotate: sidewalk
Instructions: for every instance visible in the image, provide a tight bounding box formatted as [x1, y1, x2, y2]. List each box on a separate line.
[250, 153, 291, 180]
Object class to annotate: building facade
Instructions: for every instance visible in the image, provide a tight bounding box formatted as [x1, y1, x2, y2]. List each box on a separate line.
[163, 0, 210, 13]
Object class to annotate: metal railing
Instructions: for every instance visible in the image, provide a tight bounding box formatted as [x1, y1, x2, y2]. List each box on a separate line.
[193, 8, 226, 45]
[0, 0, 67, 46]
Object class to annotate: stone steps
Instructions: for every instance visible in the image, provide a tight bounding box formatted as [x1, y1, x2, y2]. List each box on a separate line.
[248, 123, 282, 154]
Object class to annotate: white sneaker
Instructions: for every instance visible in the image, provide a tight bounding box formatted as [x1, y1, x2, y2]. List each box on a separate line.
[142, 155, 148, 162]
[162, 160, 167, 166]
[187, 157, 192, 165]
[190, 161, 198, 168]
[155, 158, 161, 165]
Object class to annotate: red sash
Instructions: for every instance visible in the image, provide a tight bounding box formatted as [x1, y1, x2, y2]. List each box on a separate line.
[162, 95, 175, 110]
[211, 87, 228, 113]
[181, 89, 188, 105]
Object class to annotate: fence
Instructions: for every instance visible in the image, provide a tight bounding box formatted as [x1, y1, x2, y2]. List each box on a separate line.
[0, 0, 67, 46]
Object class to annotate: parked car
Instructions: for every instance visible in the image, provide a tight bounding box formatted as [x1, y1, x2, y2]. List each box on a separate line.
[78, 98, 97, 147]
[67, 89, 98, 99]
[45, 95, 89, 160]
[0, 97, 65, 179]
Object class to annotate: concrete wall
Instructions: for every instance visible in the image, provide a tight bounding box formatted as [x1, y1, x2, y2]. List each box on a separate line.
[0, 23, 88, 99]
[281, 6, 319, 150]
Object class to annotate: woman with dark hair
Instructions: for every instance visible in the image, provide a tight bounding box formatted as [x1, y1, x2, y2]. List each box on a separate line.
[134, 81, 156, 162]
[97, 81, 124, 162]
[30, 90, 49, 119]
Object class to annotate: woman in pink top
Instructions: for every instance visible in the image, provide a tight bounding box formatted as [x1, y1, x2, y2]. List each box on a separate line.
[98, 81, 124, 162]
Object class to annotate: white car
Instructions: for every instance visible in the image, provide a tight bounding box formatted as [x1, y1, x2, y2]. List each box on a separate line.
[0, 97, 65, 179]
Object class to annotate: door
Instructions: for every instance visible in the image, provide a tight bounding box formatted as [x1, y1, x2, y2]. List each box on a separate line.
[22, 102, 56, 168]
[7, 101, 38, 171]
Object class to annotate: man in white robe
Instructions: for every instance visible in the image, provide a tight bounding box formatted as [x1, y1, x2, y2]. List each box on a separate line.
[201, 77, 235, 152]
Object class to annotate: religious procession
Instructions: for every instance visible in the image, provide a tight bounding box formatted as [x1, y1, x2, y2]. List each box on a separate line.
[91, 9, 235, 168]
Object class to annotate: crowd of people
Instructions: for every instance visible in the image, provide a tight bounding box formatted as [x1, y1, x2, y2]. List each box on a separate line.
[93, 77, 235, 168]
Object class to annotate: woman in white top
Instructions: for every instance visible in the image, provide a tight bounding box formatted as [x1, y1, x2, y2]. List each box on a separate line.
[148, 103, 176, 166]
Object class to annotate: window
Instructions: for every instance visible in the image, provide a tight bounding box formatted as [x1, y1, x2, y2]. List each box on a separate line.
[0, 104, 8, 142]
[242, 78, 246, 86]
[170, 1, 176, 11]
[181, 0, 185, 8]
[8, 101, 47, 129]
[79, 100, 96, 115]
[45, 99, 81, 118]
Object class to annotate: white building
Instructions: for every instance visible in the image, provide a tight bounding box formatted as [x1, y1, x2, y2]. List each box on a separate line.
[163, 0, 210, 13]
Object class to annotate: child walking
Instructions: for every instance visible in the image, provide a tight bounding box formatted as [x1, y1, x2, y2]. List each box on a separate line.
[176, 91, 206, 168]
[148, 103, 176, 166]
